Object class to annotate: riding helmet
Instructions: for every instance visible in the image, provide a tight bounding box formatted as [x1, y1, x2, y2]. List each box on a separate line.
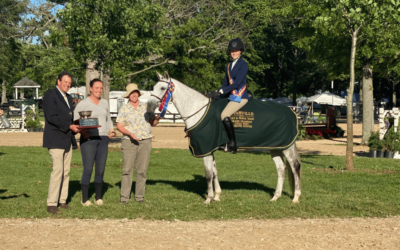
[228, 38, 244, 51]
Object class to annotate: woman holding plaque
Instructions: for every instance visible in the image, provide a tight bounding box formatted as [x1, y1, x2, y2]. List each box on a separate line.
[74, 78, 116, 206]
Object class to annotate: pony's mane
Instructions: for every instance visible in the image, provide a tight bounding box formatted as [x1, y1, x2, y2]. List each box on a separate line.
[169, 78, 207, 97]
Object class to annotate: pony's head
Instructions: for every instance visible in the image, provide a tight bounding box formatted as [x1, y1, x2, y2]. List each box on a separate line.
[147, 71, 172, 113]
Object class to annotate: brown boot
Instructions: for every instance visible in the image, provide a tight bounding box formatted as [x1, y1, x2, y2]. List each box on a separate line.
[59, 203, 72, 210]
[47, 206, 61, 214]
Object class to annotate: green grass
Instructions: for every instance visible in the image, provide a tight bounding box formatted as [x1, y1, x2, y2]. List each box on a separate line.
[0, 146, 400, 220]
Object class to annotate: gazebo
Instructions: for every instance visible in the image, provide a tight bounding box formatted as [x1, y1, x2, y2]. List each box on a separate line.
[13, 77, 40, 99]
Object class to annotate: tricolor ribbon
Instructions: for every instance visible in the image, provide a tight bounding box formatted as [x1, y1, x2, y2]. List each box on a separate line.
[158, 81, 175, 118]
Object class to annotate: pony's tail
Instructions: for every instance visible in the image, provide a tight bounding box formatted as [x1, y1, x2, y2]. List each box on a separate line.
[286, 144, 301, 195]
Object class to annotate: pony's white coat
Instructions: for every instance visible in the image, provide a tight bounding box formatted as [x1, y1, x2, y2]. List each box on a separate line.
[147, 72, 302, 204]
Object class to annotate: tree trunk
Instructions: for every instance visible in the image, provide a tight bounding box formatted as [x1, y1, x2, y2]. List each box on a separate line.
[345, 31, 358, 171]
[102, 68, 111, 105]
[85, 60, 99, 97]
[393, 81, 397, 106]
[292, 63, 298, 106]
[1, 80, 7, 104]
[361, 64, 374, 145]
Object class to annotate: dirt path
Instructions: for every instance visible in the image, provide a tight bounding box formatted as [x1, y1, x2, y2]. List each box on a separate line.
[0, 123, 378, 156]
[1, 217, 399, 249]
[2, 123, 395, 249]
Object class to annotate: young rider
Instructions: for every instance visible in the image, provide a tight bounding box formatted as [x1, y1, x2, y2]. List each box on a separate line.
[210, 38, 249, 154]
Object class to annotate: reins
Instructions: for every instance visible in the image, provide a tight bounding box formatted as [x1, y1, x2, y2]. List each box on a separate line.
[150, 79, 209, 122]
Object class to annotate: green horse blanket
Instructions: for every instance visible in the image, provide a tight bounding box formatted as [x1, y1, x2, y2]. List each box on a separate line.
[186, 98, 298, 157]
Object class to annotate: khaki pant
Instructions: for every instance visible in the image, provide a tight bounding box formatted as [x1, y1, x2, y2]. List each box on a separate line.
[47, 146, 72, 206]
[221, 99, 248, 120]
[120, 139, 152, 202]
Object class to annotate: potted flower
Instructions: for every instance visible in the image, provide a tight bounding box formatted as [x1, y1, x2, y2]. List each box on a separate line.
[26, 119, 36, 132]
[35, 120, 43, 132]
[383, 128, 396, 158]
[367, 131, 379, 158]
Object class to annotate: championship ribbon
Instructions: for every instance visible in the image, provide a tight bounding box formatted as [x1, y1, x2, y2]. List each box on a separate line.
[158, 81, 175, 118]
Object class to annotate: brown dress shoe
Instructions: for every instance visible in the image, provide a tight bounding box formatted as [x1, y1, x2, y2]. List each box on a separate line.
[59, 203, 72, 210]
[47, 206, 61, 214]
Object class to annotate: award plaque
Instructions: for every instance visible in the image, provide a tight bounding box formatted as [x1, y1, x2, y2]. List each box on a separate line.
[77, 111, 101, 129]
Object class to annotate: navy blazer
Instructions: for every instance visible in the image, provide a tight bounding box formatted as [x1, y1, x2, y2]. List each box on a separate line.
[219, 57, 249, 100]
[42, 87, 77, 150]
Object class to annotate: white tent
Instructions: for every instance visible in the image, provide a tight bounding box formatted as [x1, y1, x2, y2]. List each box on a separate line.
[300, 92, 346, 116]
[67, 86, 86, 96]
[304, 92, 346, 106]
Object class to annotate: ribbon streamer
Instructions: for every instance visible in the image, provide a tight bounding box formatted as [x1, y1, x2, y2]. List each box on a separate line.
[158, 81, 175, 118]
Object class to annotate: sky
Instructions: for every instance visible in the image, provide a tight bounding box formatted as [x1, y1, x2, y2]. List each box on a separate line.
[27, 0, 64, 44]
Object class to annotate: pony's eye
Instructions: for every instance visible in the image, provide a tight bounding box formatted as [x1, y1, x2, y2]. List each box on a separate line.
[161, 87, 166, 91]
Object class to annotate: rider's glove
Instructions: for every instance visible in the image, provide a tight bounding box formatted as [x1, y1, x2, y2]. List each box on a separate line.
[209, 90, 220, 101]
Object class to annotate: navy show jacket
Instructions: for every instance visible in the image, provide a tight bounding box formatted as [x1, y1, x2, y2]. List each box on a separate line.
[42, 87, 77, 150]
[219, 57, 249, 100]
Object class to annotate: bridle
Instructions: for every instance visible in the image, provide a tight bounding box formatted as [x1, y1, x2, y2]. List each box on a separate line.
[150, 79, 209, 122]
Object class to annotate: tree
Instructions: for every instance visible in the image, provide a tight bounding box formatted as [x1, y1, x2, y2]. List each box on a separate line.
[59, 0, 247, 101]
[291, 0, 400, 170]
[0, 0, 28, 103]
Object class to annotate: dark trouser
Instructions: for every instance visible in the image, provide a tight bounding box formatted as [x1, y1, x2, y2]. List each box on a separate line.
[80, 136, 110, 185]
[120, 138, 152, 202]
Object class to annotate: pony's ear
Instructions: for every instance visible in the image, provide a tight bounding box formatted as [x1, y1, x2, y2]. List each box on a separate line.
[164, 71, 170, 80]
[156, 71, 163, 80]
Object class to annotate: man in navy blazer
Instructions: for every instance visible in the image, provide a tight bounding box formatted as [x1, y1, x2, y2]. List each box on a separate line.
[43, 71, 80, 214]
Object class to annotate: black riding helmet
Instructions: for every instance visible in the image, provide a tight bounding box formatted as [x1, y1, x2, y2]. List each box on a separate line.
[228, 38, 244, 51]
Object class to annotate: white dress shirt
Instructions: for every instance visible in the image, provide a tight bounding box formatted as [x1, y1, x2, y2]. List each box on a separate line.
[56, 86, 70, 108]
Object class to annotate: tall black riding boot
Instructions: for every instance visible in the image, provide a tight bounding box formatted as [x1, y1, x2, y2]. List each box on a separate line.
[222, 116, 237, 154]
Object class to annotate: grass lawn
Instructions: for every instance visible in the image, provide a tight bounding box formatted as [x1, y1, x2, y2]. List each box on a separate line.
[0, 146, 399, 220]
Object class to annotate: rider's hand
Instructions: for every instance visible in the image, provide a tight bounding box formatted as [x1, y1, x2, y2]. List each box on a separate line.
[209, 90, 220, 101]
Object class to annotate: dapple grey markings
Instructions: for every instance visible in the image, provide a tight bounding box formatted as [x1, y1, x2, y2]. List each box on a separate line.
[147, 71, 302, 204]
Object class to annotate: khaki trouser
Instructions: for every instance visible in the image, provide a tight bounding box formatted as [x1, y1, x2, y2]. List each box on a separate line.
[47, 146, 72, 206]
[221, 99, 248, 120]
[120, 139, 152, 202]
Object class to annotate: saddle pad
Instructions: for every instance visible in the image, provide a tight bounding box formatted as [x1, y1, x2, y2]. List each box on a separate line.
[186, 98, 298, 157]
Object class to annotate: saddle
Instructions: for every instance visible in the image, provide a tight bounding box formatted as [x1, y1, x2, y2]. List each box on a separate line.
[186, 98, 298, 157]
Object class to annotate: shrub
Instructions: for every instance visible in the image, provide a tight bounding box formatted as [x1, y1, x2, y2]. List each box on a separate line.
[298, 125, 306, 140]
[367, 131, 379, 151]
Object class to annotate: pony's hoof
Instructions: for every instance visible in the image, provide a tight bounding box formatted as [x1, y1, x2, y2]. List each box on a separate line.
[204, 198, 212, 205]
[270, 196, 279, 202]
[213, 197, 220, 202]
[291, 200, 300, 204]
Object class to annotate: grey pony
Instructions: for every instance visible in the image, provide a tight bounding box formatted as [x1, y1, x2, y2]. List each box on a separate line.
[147, 72, 302, 204]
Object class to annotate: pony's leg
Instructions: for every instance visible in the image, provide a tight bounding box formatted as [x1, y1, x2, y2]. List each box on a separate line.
[212, 155, 222, 201]
[270, 150, 286, 202]
[282, 144, 302, 204]
[203, 154, 215, 204]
